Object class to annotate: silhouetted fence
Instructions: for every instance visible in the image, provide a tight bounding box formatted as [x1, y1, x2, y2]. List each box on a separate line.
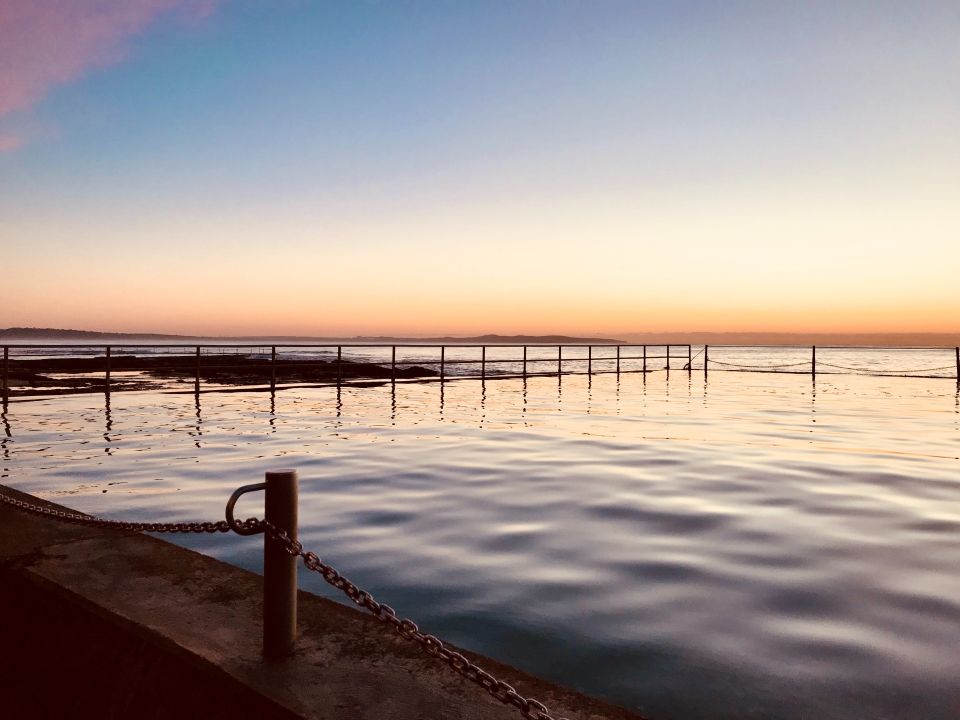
[2, 343, 959, 399]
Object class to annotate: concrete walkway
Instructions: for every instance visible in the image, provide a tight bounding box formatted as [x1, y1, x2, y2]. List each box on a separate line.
[0, 485, 648, 720]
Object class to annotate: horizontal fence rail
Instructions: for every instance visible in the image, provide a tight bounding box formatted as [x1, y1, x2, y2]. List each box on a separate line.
[2, 343, 959, 399]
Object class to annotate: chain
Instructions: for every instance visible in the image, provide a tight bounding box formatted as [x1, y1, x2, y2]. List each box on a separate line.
[260, 521, 573, 720]
[815, 362, 956, 374]
[707, 359, 811, 369]
[1, 490, 575, 720]
[0, 491, 262, 535]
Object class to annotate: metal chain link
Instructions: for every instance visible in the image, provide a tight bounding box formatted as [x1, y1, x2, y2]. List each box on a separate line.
[0, 491, 262, 535]
[260, 521, 572, 720]
[1, 490, 575, 720]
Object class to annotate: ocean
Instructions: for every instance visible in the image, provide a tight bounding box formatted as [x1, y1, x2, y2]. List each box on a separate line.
[2, 347, 959, 719]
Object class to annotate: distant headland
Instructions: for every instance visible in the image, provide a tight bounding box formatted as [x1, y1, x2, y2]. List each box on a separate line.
[0, 328, 624, 345]
[2, 328, 957, 347]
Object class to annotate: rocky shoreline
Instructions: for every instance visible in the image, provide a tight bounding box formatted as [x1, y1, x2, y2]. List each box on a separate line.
[2, 354, 437, 397]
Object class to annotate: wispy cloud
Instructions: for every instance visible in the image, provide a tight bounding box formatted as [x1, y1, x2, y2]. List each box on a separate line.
[0, 133, 26, 152]
[0, 0, 217, 151]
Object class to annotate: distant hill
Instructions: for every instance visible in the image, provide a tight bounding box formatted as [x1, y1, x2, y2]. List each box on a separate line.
[350, 334, 623, 344]
[6, 327, 956, 347]
[0, 327, 189, 340]
[0, 327, 623, 344]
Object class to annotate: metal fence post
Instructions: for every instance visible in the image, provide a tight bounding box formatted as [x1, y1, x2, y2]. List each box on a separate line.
[264, 469, 298, 659]
[271, 346, 277, 389]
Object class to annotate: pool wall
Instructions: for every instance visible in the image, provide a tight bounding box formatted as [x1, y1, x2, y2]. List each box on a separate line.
[0, 484, 645, 720]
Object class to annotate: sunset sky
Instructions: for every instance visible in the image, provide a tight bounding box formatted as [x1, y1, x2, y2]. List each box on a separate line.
[2, 1, 958, 336]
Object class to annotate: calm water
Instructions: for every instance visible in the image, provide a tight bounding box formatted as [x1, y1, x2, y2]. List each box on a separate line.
[3, 368, 960, 719]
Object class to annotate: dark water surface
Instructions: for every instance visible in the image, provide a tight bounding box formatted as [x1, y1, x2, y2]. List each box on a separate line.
[3, 370, 959, 719]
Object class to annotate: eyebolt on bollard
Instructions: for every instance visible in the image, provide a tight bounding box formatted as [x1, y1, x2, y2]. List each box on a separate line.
[226, 469, 299, 660]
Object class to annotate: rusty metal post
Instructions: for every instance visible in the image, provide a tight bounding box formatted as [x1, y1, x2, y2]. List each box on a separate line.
[105, 345, 111, 390]
[264, 469, 298, 659]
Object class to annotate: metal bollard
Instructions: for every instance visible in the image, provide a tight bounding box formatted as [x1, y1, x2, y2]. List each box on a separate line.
[226, 469, 299, 659]
[263, 469, 298, 659]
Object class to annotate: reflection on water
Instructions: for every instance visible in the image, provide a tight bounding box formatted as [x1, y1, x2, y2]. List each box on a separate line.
[2, 371, 960, 719]
[1, 398, 9, 462]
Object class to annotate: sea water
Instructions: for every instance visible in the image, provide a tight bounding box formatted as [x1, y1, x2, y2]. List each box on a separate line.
[2, 367, 959, 719]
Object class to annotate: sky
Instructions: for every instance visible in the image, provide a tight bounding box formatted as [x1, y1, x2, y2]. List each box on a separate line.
[1, 1, 958, 336]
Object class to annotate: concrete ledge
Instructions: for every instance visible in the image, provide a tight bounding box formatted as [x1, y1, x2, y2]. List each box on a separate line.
[0, 486, 647, 720]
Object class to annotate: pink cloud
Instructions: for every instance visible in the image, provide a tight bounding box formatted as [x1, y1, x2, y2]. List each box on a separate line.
[0, 133, 26, 152]
[0, 0, 217, 148]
